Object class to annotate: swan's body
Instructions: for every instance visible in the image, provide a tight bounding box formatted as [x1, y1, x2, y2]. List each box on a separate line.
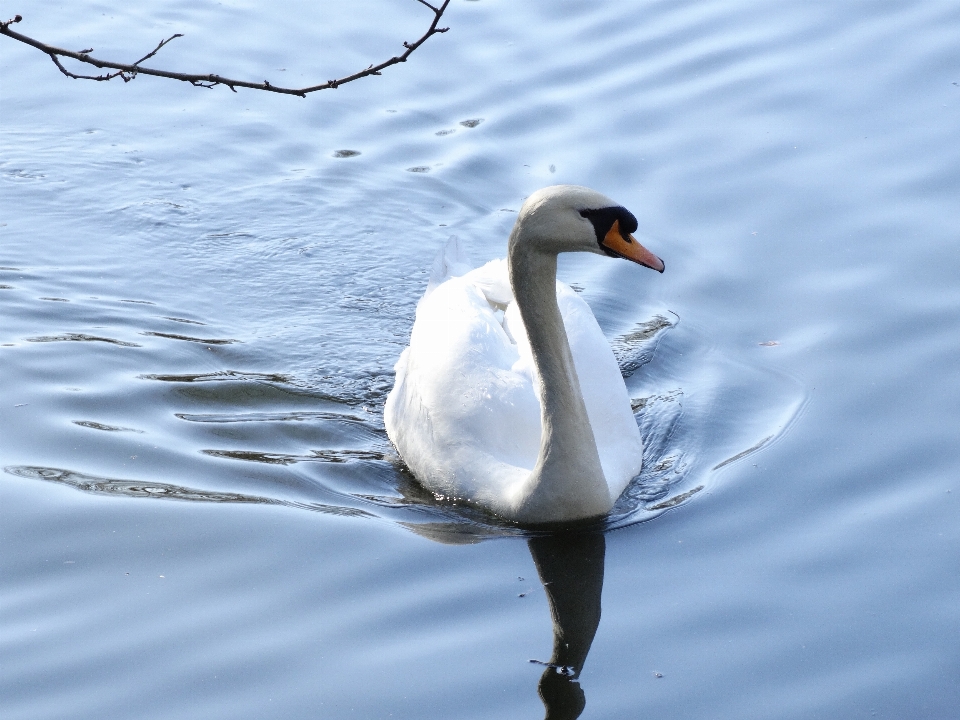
[385, 186, 664, 524]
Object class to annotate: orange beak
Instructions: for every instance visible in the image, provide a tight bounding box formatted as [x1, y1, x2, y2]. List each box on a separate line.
[601, 220, 665, 273]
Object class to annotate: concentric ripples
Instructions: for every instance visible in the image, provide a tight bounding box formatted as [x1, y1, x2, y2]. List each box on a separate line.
[2, 263, 803, 541]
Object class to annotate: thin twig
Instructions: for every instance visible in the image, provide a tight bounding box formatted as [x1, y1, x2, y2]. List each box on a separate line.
[48, 52, 125, 82]
[131, 33, 184, 67]
[0, 3, 450, 98]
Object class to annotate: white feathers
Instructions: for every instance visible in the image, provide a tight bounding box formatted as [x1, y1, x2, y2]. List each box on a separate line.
[385, 244, 643, 521]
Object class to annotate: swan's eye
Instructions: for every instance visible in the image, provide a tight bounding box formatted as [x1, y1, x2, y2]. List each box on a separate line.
[580, 206, 638, 246]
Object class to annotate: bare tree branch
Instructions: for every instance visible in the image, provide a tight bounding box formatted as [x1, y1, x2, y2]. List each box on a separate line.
[0, 3, 450, 97]
[130, 33, 184, 68]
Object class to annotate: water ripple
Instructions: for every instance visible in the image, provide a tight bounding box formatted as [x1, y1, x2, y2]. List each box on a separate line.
[3, 465, 374, 519]
[142, 331, 240, 345]
[25, 333, 141, 347]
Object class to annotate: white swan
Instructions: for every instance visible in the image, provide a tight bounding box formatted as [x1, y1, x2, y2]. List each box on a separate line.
[385, 185, 664, 524]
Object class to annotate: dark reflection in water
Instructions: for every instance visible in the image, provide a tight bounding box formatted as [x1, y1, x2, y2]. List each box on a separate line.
[139, 370, 291, 383]
[176, 410, 368, 424]
[201, 448, 386, 464]
[3, 465, 375, 519]
[612, 313, 676, 379]
[25, 332, 141, 347]
[528, 532, 606, 720]
[141, 331, 239, 344]
[72, 420, 144, 433]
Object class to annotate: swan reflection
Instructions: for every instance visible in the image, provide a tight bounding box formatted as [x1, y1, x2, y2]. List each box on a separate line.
[528, 531, 605, 720]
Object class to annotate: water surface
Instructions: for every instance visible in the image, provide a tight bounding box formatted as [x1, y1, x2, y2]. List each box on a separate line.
[2, 0, 959, 718]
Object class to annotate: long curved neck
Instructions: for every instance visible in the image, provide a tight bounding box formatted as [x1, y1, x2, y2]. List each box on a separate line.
[508, 240, 612, 522]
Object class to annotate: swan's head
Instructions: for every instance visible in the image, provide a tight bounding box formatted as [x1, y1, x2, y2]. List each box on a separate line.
[510, 185, 664, 272]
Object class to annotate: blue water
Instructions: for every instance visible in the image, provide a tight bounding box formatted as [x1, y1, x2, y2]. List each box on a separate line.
[2, 0, 959, 717]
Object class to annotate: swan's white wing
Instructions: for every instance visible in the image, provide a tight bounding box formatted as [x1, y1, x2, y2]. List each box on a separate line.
[386, 263, 541, 515]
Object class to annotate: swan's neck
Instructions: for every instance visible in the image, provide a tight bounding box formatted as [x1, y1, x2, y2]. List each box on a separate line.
[508, 243, 612, 522]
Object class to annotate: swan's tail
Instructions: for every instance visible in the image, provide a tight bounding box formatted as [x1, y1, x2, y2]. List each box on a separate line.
[420, 235, 474, 306]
